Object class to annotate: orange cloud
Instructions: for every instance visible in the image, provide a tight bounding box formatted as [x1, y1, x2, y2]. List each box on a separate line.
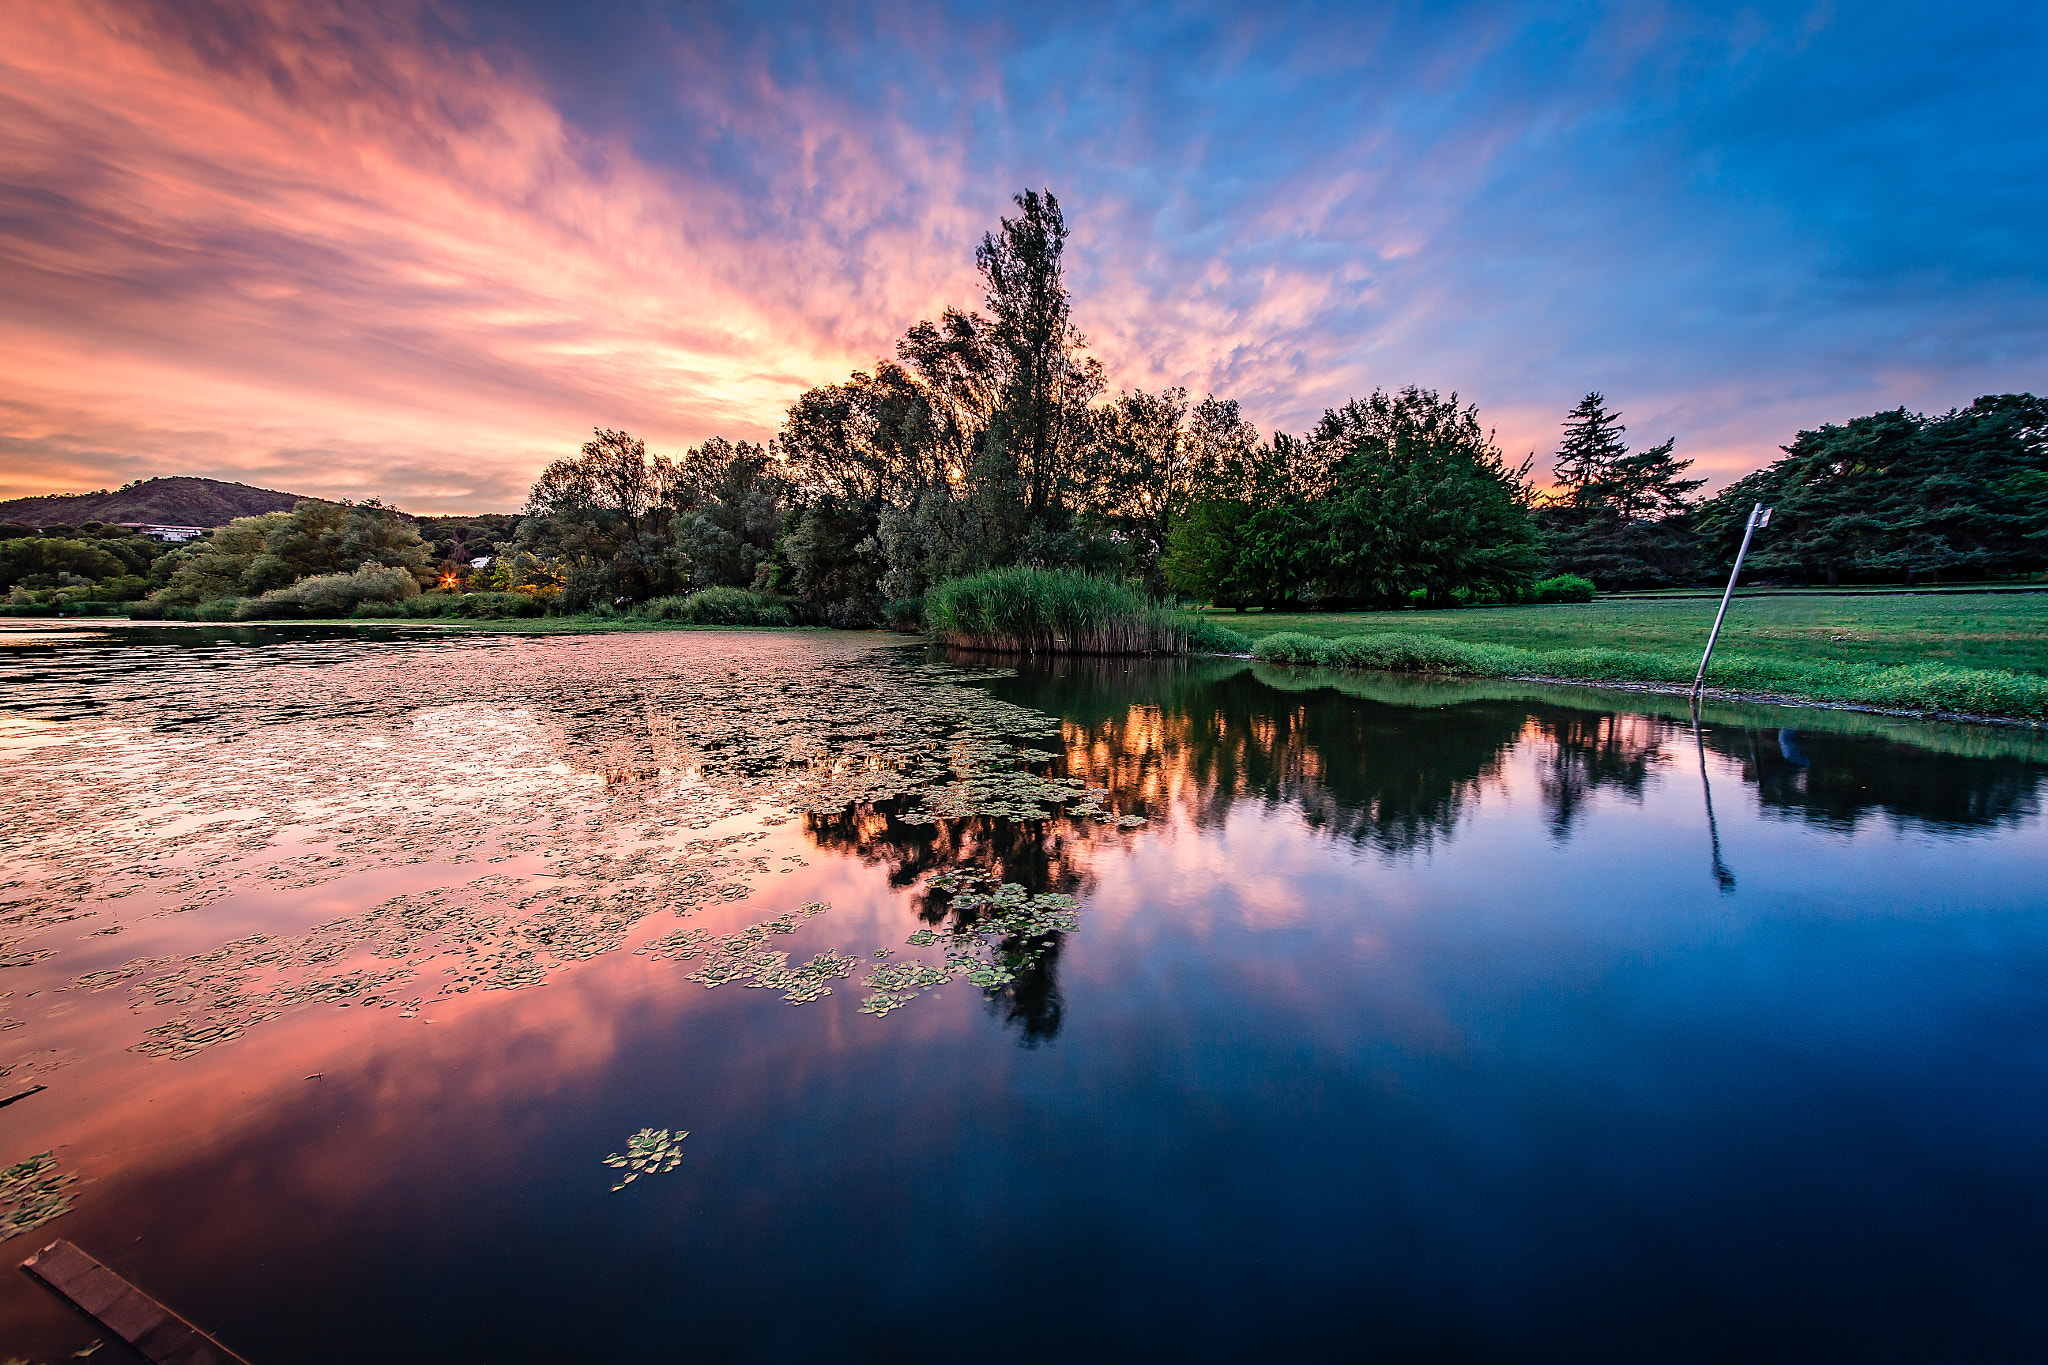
[0, 0, 990, 510]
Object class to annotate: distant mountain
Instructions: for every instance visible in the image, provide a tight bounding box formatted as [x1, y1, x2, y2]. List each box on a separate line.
[0, 476, 315, 528]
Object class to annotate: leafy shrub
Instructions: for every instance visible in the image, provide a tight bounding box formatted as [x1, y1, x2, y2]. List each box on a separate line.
[1526, 574, 1597, 604]
[1185, 618, 1255, 654]
[881, 597, 926, 632]
[351, 591, 548, 620]
[1250, 632, 1337, 666]
[240, 564, 419, 619]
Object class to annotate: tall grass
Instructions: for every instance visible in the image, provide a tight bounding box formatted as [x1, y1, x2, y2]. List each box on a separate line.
[927, 568, 1253, 655]
[1250, 630, 2048, 719]
[633, 586, 794, 626]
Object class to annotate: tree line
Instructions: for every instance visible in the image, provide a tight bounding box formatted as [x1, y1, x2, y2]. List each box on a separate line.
[495, 190, 2043, 617]
[8, 190, 2042, 618]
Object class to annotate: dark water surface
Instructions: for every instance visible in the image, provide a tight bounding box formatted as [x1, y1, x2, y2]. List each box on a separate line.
[1, 625, 2044, 1363]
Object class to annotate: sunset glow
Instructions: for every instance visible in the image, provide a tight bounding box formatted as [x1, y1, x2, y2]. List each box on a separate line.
[2, 0, 2042, 510]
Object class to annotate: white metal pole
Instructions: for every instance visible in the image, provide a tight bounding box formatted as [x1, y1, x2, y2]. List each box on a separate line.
[1692, 502, 1763, 699]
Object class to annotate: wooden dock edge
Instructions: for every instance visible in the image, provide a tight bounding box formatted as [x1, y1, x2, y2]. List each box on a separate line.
[21, 1238, 252, 1365]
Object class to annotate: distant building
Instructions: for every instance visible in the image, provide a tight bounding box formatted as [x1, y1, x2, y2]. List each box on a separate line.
[469, 556, 493, 569]
[117, 523, 207, 542]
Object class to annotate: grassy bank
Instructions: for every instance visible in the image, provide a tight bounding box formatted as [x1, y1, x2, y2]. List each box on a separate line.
[928, 568, 1252, 655]
[1212, 593, 2048, 675]
[1238, 598, 2048, 720]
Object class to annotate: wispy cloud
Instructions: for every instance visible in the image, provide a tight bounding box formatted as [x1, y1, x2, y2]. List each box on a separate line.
[1, 0, 2041, 508]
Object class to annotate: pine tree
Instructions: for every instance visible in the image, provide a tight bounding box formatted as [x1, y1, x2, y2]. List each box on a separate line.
[1538, 393, 1705, 588]
[1696, 393, 2048, 585]
[1552, 393, 1629, 507]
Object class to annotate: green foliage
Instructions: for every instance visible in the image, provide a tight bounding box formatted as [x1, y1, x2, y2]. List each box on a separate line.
[880, 596, 926, 631]
[413, 512, 525, 580]
[777, 499, 881, 623]
[152, 500, 429, 605]
[0, 535, 127, 590]
[927, 567, 1200, 654]
[776, 190, 1109, 620]
[1537, 393, 1705, 589]
[670, 438, 784, 591]
[354, 591, 547, 620]
[1697, 393, 2048, 585]
[634, 587, 794, 626]
[523, 428, 678, 607]
[1167, 390, 1540, 609]
[1527, 573, 1596, 603]
[1185, 617, 1255, 654]
[237, 564, 421, 619]
[1162, 498, 1250, 605]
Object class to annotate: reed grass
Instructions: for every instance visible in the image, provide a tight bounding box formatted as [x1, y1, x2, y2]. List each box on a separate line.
[634, 587, 794, 626]
[927, 568, 1254, 655]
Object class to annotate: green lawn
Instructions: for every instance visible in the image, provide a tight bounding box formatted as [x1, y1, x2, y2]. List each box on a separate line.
[1205, 592, 2048, 677]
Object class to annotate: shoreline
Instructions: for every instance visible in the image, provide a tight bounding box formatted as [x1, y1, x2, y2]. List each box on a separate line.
[7, 614, 2043, 727]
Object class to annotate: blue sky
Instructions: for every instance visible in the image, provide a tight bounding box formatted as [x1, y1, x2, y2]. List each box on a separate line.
[2, 0, 2041, 507]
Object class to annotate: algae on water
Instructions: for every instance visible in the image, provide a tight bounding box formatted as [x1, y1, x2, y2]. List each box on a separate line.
[604, 1128, 688, 1190]
[0, 1150, 74, 1243]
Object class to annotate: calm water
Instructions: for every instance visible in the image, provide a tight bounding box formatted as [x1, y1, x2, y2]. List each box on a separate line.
[0, 624, 2044, 1363]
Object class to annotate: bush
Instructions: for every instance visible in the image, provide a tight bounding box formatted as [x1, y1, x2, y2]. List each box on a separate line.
[1526, 574, 1597, 604]
[881, 597, 925, 632]
[928, 568, 1203, 654]
[1250, 632, 1337, 666]
[240, 564, 420, 619]
[634, 587, 793, 626]
[1185, 618, 1255, 654]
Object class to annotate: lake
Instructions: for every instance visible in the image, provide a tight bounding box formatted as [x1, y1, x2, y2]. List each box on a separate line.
[1, 625, 2044, 1362]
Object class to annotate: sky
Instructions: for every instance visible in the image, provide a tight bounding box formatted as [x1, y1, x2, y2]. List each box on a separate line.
[1, 0, 2042, 512]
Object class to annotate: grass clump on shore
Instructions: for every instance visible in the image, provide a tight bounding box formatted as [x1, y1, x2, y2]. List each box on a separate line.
[634, 586, 794, 626]
[927, 568, 1253, 655]
[1251, 630, 2048, 719]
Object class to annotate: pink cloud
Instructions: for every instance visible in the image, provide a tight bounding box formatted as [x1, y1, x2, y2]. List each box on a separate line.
[0, 0, 997, 509]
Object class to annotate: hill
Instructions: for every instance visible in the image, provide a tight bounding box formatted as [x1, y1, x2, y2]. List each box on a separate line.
[0, 476, 314, 528]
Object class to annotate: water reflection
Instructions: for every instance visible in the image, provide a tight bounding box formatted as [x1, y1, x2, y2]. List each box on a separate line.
[1, 628, 2044, 1361]
[1692, 704, 1738, 894]
[802, 801, 1091, 1043]
[958, 654, 2048, 857]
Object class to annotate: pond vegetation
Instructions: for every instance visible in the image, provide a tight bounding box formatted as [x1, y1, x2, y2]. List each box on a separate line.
[0, 628, 2044, 1359]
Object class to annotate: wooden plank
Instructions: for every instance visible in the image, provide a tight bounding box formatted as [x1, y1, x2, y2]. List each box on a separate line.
[21, 1239, 251, 1365]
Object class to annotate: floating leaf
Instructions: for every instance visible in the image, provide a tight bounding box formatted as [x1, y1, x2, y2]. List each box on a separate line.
[603, 1127, 688, 1190]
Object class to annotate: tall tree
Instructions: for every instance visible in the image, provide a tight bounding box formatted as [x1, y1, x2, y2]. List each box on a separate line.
[1539, 393, 1703, 588]
[1552, 392, 1631, 504]
[976, 190, 1103, 519]
[524, 429, 680, 605]
[1085, 386, 1190, 592]
[1311, 387, 1539, 606]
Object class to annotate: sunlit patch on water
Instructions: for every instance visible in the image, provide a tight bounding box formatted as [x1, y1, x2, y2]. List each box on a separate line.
[0, 634, 1135, 1111]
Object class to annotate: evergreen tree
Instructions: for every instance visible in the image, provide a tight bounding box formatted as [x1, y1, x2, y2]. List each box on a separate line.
[1538, 393, 1704, 588]
[1552, 392, 1630, 506]
[1697, 394, 2048, 585]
